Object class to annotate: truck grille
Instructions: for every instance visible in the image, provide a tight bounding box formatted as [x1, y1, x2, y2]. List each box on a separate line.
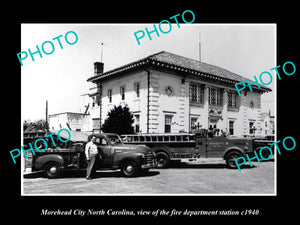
[145, 152, 155, 165]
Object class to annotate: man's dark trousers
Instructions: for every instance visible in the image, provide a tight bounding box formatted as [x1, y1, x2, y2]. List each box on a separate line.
[86, 153, 98, 179]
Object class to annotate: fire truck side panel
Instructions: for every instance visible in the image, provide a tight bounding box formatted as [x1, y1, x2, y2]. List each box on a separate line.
[195, 135, 207, 158]
[121, 130, 253, 169]
[206, 137, 227, 158]
[141, 142, 199, 159]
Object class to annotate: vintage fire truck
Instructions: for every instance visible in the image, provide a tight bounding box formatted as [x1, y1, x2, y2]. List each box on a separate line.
[122, 129, 255, 169]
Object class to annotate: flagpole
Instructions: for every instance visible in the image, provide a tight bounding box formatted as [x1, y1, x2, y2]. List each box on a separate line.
[100, 42, 103, 62]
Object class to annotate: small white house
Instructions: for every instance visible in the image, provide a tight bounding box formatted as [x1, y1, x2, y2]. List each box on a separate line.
[260, 111, 275, 135]
[49, 112, 91, 133]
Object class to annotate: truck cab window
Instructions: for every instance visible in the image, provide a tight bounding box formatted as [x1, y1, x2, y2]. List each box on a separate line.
[107, 135, 122, 145]
[95, 137, 108, 146]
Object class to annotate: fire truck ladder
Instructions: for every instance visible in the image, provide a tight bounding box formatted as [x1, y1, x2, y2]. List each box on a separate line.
[122, 133, 196, 143]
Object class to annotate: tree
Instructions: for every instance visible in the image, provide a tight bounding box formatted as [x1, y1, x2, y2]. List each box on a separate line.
[101, 105, 134, 135]
[23, 119, 48, 131]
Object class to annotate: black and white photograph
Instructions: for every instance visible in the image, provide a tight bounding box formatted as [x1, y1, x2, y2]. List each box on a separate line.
[5, 4, 298, 223]
[21, 23, 276, 195]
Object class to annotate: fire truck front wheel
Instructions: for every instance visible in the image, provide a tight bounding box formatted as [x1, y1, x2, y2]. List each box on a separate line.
[156, 152, 170, 168]
[225, 151, 242, 169]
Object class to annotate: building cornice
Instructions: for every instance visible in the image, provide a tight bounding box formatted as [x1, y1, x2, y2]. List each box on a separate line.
[87, 51, 271, 93]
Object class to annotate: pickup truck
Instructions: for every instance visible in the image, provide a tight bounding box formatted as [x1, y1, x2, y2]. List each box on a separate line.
[32, 131, 156, 178]
[122, 129, 254, 169]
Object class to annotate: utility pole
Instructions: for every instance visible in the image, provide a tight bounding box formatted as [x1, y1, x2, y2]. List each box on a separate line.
[100, 42, 104, 62]
[99, 42, 104, 133]
[199, 32, 201, 62]
[45, 100, 49, 133]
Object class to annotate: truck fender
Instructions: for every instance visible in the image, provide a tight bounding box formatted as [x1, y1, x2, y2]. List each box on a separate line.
[34, 154, 65, 171]
[223, 147, 245, 160]
[118, 157, 143, 177]
[114, 153, 143, 168]
[151, 147, 171, 158]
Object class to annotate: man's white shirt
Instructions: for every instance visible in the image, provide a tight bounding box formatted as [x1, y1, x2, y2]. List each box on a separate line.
[85, 141, 98, 160]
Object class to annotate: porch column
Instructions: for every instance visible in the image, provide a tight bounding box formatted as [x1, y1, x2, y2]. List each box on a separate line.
[202, 85, 209, 129]
[221, 89, 228, 133]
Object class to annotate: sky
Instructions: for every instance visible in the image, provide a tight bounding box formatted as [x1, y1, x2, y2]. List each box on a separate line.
[21, 23, 276, 121]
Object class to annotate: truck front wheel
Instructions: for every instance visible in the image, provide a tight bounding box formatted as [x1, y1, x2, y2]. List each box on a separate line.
[44, 162, 61, 178]
[121, 161, 139, 177]
[225, 151, 242, 169]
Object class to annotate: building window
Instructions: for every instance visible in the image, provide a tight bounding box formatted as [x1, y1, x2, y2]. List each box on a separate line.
[92, 118, 100, 133]
[92, 97, 96, 107]
[228, 91, 238, 108]
[209, 87, 223, 106]
[92, 95, 100, 107]
[120, 86, 125, 100]
[165, 115, 173, 133]
[97, 96, 100, 106]
[265, 121, 268, 127]
[134, 82, 140, 98]
[190, 117, 199, 130]
[229, 120, 234, 135]
[249, 121, 256, 134]
[134, 114, 140, 133]
[108, 89, 112, 103]
[189, 83, 204, 104]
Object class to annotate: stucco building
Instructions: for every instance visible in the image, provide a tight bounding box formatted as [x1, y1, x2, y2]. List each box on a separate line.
[87, 51, 271, 137]
[49, 112, 91, 133]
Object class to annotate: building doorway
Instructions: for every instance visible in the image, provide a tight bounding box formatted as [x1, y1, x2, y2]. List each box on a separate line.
[229, 120, 235, 135]
[209, 117, 221, 136]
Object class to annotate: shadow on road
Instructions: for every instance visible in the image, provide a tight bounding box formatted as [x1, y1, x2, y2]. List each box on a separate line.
[87, 170, 160, 179]
[23, 171, 44, 179]
[23, 170, 160, 179]
[23, 159, 272, 179]
[168, 161, 257, 170]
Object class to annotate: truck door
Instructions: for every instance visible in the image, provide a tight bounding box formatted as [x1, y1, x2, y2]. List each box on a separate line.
[194, 130, 208, 158]
[95, 137, 113, 168]
[206, 136, 226, 158]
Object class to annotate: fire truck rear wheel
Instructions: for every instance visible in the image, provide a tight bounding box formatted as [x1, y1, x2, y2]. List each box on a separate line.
[156, 152, 170, 168]
[256, 147, 271, 159]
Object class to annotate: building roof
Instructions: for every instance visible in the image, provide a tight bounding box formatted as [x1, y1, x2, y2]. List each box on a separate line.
[52, 129, 89, 142]
[49, 112, 89, 117]
[87, 51, 271, 92]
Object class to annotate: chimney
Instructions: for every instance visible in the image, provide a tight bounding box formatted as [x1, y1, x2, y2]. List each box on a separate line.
[94, 62, 104, 76]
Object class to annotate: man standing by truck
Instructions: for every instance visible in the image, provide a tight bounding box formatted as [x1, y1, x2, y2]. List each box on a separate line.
[85, 135, 101, 179]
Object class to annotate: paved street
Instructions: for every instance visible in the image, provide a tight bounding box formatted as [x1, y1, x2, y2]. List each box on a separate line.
[23, 158, 275, 195]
